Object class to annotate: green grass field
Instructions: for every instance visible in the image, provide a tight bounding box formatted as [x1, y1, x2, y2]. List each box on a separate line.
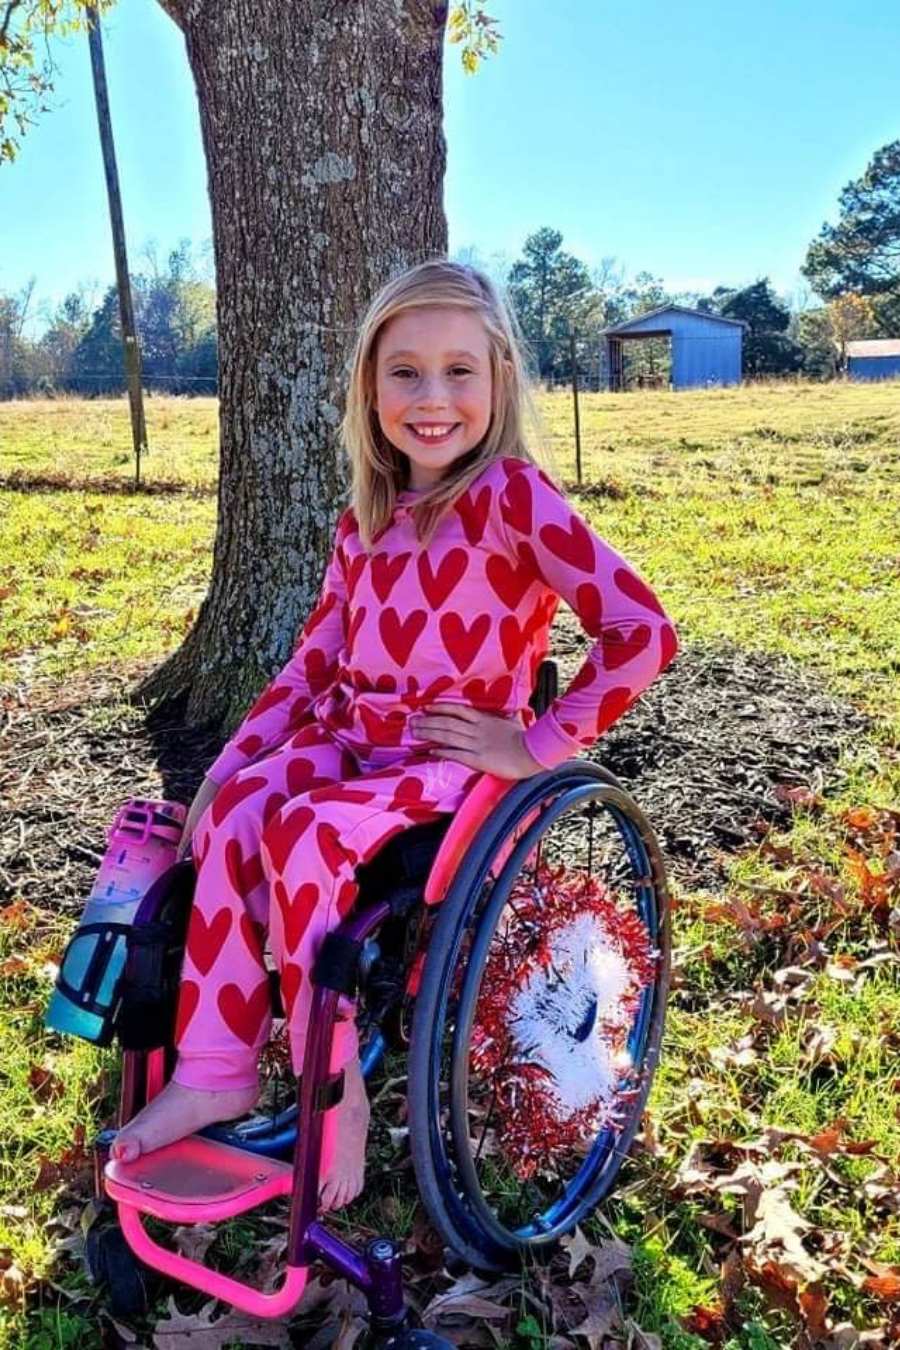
[1, 384, 899, 1348]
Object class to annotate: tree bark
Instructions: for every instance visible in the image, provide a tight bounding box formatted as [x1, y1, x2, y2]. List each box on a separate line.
[137, 0, 448, 730]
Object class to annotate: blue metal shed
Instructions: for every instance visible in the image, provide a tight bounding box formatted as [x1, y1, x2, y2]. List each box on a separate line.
[846, 339, 900, 381]
[600, 305, 747, 391]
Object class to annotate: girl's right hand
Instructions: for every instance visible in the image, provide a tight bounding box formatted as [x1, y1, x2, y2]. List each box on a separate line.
[175, 776, 221, 863]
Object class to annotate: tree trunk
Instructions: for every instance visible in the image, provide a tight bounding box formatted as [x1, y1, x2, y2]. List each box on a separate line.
[138, 0, 448, 730]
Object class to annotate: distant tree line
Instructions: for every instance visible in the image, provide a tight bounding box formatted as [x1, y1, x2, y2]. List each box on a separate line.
[0, 241, 217, 398]
[2, 138, 898, 398]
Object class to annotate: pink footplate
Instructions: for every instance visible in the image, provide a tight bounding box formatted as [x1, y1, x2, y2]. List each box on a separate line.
[104, 1134, 294, 1223]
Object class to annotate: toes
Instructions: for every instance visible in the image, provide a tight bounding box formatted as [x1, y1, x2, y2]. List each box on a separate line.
[111, 1136, 140, 1163]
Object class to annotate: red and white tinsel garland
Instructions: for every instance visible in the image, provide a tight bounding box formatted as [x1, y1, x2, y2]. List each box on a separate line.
[469, 860, 658, 1180]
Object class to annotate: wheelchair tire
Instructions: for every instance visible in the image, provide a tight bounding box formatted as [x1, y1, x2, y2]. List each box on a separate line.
[84, 1215, 150, 1320]
[408, 761, 670, 1271]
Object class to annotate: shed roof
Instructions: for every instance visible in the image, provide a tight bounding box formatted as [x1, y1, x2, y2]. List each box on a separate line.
[601, 304, 749, 336]
[845, 339, 900, 358]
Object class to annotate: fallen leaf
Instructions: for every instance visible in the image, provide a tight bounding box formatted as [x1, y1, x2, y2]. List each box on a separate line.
[773, 784, 822, 809]
[152, 1294, 293, 1347]
[421, 1269, 515, 1325]
[170, 1223, 218, 1265]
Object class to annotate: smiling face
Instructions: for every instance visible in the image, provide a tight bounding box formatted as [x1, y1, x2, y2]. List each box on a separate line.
[373, 306, 494, 491]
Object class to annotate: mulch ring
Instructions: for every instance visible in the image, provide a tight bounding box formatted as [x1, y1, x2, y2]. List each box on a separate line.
[0, 638, 871, 913]
[576, 640, 872, 887]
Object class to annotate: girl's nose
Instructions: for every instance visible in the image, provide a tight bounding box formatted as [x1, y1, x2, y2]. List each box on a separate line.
[415, 376, 449, 409]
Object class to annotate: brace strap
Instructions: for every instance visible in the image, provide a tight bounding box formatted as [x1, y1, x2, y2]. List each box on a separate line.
[312, 932, 363, 997]
[313, 1071, 345, 1112]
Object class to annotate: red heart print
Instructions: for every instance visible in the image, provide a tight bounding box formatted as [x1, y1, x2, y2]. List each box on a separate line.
[275, 878, 319, 955]
[499, 615, 528, 669]
[211, 774, 268, 828]
[539, 515, 596, 573]
[280, 963, 303, 1018]
[659, 622, 678, 670]
[304, 647, 336, 690]
[301, 589, 338, 640]
[417, 549, 468, 610]
[245, 683, 292, 723]
[337, 510, 358, 544]
[308, 784, 377, 805]
[346, 553, 366, 599]
[575, 582, 603, 636]
[380, 608, 427, 667]
[462, 674, 514, 708]
[239, 913, 264, 960]
[388, 775, 426, 811]
[406, 676, 455, 709]
[455, 485, 491, 545]
[286, 756, 324, 798]
[288, 699, 315, 732]
[174, 979, 201, 1044]
[262, 791, 288, 826]
[336, 878, 358, 919]
[388, 779, 440, 824]
[439, 612, 490, 674]
[193, 830, 212, 869]
[596, 686, 632, 733]
[500, 469, 533, 535]
[317, 821, 349, 876]
[235, 733, 264, 759]
[614, 567, 667, 617]
[225, 839, 264, 899]
[601, 623, 652, 670]
[486, 555, 533, 610]
[263, 805, 315, 874]
[359, 703, 406, 745]
[569, 662, 599, 694]
[217, 980, 271, 1047]
[371, 551, 411, 603]
[347, 605, 367, 650]
[516, 540, 541, 574]
[523, 596, 553, 642]
[186, 906, 233, 977]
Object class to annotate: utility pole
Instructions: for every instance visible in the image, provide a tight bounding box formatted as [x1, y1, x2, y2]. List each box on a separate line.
[569, 329, 582, 487]
[86, 4, 148, 487]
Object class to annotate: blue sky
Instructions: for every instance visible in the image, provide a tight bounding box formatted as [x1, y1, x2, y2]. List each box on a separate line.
[1, 0, 898, 332]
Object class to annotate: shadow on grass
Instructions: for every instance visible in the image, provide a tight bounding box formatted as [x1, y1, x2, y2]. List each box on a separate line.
[0, 469, 215, 497]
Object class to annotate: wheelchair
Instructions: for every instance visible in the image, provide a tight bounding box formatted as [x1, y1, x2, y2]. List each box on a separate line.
[84, 660, 671, 1347]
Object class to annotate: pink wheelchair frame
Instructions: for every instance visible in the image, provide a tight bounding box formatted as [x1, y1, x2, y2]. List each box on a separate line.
[93, 772, 518, 1339]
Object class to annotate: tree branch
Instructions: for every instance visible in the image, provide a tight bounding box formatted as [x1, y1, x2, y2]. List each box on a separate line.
[0, 1, 21, 47]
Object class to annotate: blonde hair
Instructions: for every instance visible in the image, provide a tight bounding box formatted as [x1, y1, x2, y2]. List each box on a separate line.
[342, 259, 552, 549]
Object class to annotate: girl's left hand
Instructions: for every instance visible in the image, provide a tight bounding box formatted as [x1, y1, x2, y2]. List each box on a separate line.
[409, 702, 545, 780]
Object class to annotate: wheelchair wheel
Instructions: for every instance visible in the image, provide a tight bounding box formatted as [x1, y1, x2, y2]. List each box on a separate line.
[408, 761, 670, 1271]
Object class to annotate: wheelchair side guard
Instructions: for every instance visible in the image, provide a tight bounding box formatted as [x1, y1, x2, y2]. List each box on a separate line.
[422, 773, 517, 907]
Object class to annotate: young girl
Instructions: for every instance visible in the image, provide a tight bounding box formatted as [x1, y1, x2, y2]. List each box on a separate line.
[112, 261, 678, 1211]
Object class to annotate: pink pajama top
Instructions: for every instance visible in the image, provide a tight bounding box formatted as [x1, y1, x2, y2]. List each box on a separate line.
[207, 457, 678, 785]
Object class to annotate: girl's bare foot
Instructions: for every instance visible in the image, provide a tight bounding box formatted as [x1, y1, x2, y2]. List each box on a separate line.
[110, 1080, 259, 1163]
[319, 1056, 370, 1212]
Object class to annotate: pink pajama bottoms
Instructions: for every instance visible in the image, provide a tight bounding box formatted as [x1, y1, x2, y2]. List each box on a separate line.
[173, 722, 480, 1092]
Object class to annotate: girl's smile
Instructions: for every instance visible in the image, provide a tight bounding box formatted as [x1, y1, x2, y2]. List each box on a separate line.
[374, 306, 493, 490]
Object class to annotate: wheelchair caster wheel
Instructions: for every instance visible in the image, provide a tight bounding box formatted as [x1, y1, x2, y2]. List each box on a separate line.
[83, 1204, 149, 1320]
[365, 1331, 455, 1350]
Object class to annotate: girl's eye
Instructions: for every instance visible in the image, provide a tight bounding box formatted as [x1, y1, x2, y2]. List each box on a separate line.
[449, 366, 473, 377]
[390, 367, 417, 380]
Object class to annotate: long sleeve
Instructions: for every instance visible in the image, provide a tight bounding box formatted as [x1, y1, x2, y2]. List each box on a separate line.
[206, 511, 352, 785]
[499, 463, 678, 771]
